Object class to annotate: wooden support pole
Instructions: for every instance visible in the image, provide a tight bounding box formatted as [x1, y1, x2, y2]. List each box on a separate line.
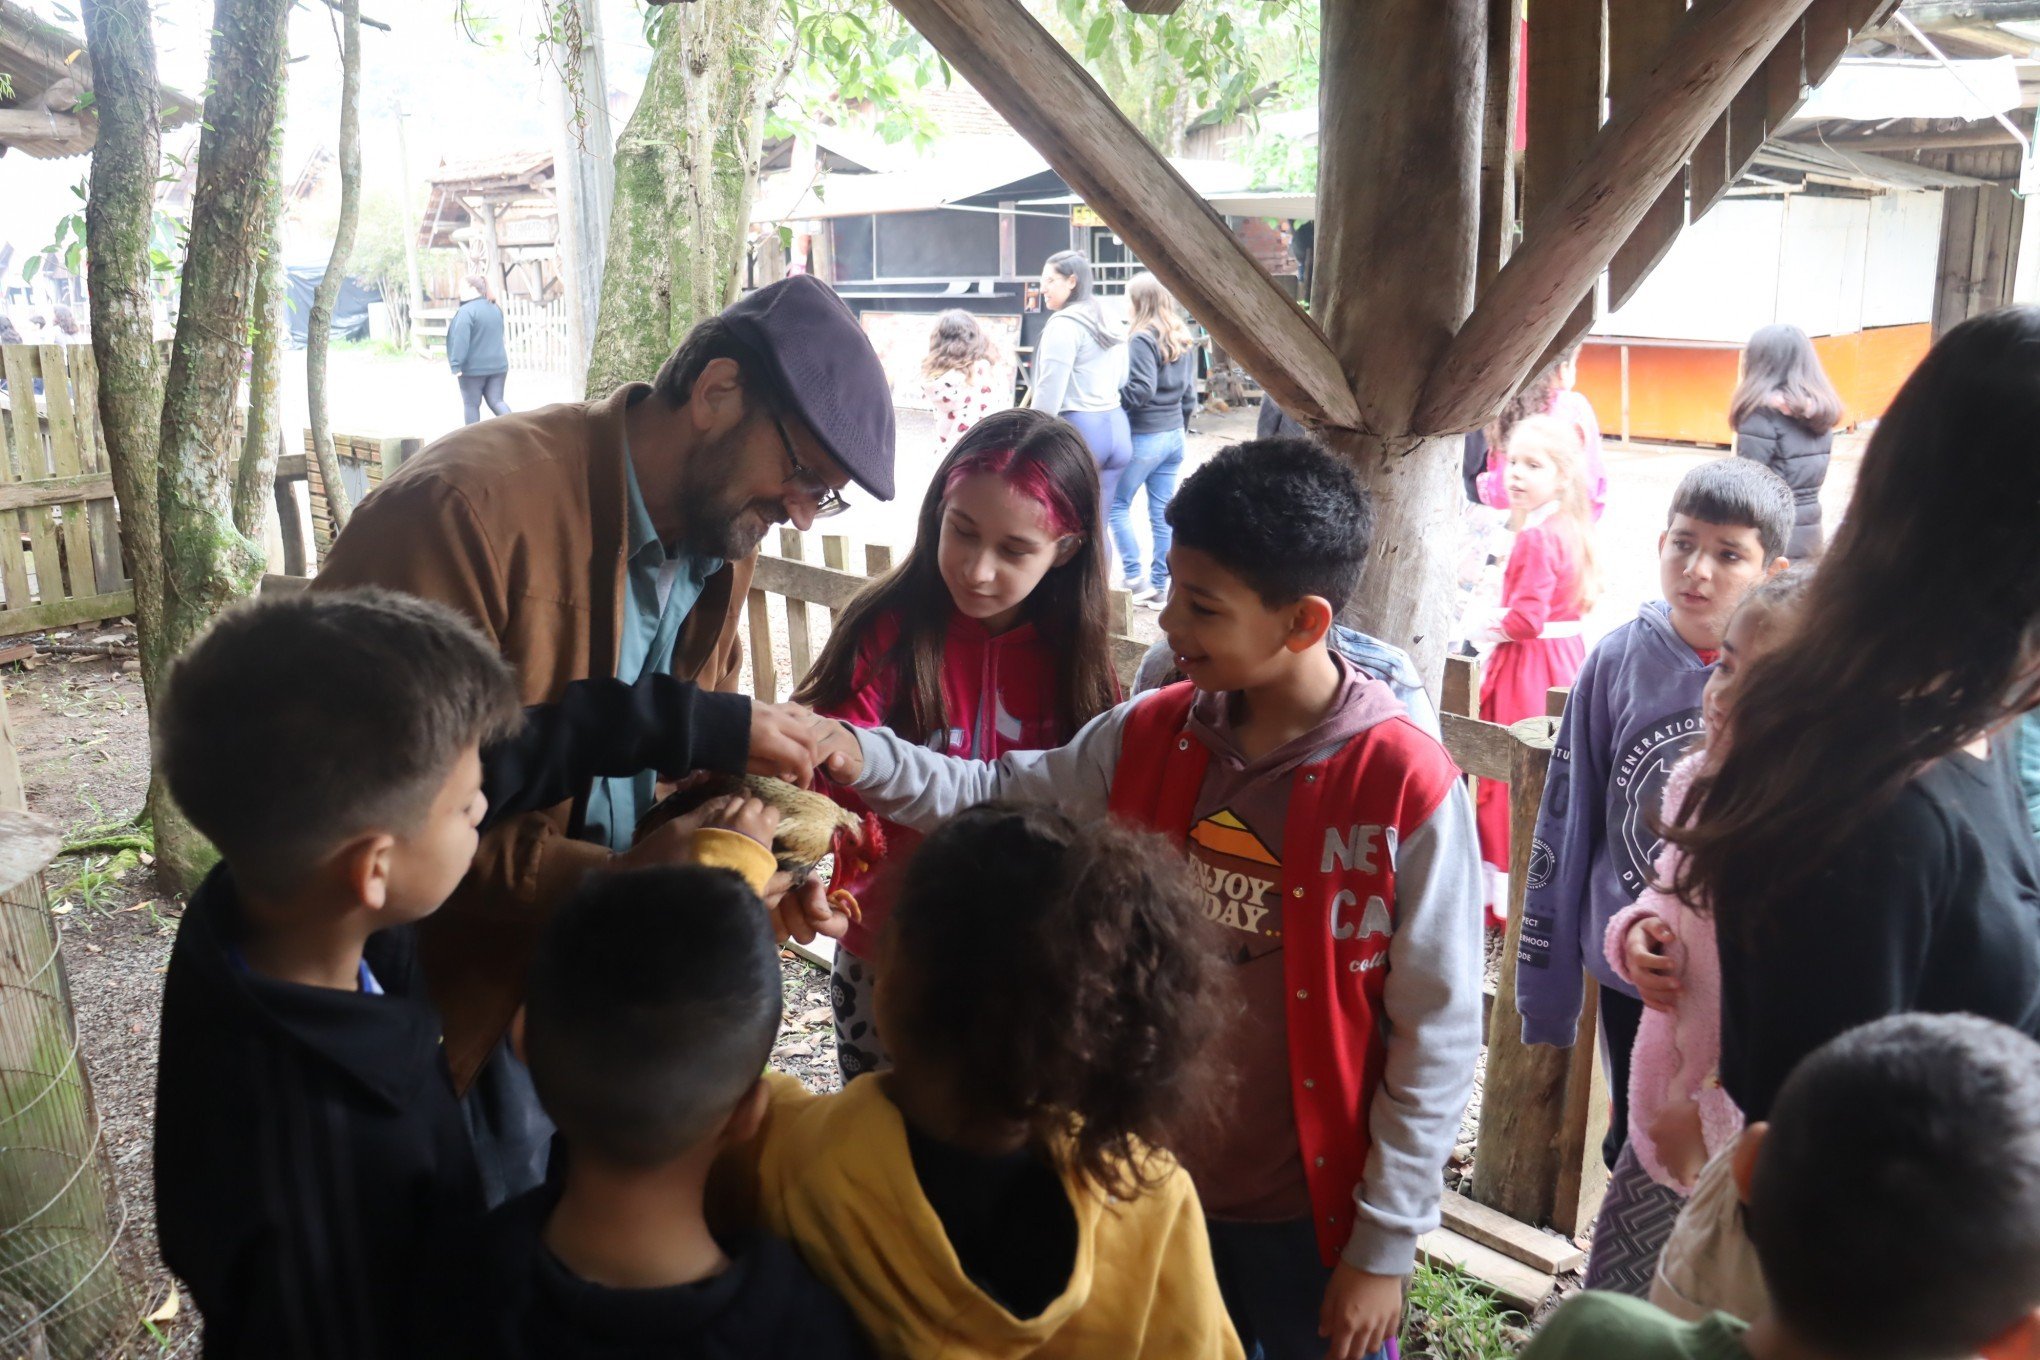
[1315, 0, 1485, 686]
[886, 0, 1361, 432]
[1608, 0, 1692, 309]
[1417, 0, 1818, 435]
[1475, 0, 1523, 290]
[1472, 714, 1574, 1224]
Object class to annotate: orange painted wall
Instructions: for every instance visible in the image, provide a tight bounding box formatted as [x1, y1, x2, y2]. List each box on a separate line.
[1573, 323, 1933, 447]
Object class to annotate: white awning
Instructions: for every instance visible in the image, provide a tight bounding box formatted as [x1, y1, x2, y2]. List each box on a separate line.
[1792, 56, 2023, 123]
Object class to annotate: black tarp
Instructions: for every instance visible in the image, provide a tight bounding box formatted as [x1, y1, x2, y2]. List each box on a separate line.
[283, 267, 381, 346]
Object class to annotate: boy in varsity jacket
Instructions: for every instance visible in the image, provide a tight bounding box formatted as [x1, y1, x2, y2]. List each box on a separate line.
[819, 441, 1482, 1360]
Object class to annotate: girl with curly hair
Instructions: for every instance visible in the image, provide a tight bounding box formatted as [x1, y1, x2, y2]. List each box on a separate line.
[922, 309, 1005, 459]
[740, 803, 1243, 1357]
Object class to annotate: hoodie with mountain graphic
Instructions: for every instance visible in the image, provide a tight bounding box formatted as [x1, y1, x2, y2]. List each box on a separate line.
[1516, 600, 1715, 1048]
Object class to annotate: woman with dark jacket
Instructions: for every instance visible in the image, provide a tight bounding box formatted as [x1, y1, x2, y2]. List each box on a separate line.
[1113, 272, 1197, 605]
[1730, 324, 1841, 560]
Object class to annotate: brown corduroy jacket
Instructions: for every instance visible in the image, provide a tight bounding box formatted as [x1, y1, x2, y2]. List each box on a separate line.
[314, 383, 752, 1087]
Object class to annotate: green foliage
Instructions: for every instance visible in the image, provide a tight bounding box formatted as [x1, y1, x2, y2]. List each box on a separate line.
[1244, 124, 1317, 193]
[0, 72, 14, 101]
[753, 0, 1318, 157]
[1403, 1261, 1532, 1360]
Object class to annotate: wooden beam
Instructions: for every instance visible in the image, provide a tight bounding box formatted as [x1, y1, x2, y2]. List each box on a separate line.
[1785, 125, 2027, 153]
[1476, 0, 1525, 290]
[1417, 0, 1817, 435]
[0, 591, 136, 639]
[0, 109, 86, 143]
[1608, 0, 1692, 310]
[886, 0, 1360, 431]
[1524, 0, 1604, 224]
[0, 474, 115, 514]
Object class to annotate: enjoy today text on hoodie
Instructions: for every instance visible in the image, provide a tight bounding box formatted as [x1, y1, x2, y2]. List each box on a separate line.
[1516, 600, 1714, 1048]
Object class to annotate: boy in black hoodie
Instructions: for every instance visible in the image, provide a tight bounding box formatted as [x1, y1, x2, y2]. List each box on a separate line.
[477, 863, 872, 1359]
[153, 589, 523, 1357]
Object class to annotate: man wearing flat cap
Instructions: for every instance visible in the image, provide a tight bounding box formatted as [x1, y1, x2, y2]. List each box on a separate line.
[316, 276, 895, 1198]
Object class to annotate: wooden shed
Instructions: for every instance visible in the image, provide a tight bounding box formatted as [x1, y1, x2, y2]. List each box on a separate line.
[0, 0, 194, 160]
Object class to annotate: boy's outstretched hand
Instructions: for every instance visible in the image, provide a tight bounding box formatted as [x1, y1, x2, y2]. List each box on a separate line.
[765, 875, 854, 945]
[1320, 1263, 1402, 1360]
[750, 701, 827, 785]
[815, 719, 865, 785]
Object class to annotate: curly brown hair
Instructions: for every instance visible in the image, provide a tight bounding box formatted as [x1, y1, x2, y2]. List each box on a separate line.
[880, 802, 1234, 1199]
[922, 308, 1000, 381]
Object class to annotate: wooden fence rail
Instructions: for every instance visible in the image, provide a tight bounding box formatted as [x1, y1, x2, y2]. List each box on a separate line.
[0, 345, 132, 637]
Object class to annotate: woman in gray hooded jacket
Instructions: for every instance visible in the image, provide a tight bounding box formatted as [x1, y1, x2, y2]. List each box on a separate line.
[1030, 251, 1131, 525]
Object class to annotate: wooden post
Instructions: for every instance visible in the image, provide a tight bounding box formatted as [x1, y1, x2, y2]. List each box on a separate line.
[1619, 344, 1633, 445]
[1315, 0, 1485, 687]
[1470, 714, 1574, 1224]
[747, 586, 776, 702]
[1475, 0, 1523, 289]
[780, 528, 814, 686]
[0, 792, 137, 1355]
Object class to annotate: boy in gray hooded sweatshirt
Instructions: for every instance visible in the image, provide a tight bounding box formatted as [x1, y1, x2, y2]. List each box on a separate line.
[1515, 458, 1792, 1291]
[819, 440, 1481, 1360]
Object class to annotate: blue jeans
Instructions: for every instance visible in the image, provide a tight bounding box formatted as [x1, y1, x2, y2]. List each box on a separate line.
[1060, 408, 1134, 529]
[1111, 426, 1184, 591]
[1206, 1217, 1394, 1360]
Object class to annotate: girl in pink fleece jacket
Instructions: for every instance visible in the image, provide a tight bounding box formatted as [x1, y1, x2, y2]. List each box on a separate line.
[1585, 567, 1810, 1295]
[792, 409, 1122, 1082]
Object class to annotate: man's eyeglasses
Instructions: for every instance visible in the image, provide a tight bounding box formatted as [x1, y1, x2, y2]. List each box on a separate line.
[769, 410, 850, 519]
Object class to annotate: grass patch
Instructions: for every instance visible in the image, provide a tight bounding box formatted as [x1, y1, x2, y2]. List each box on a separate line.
[1404, 1260, 1531, 1360]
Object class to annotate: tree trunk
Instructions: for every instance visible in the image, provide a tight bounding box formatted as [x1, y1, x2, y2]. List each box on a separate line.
[154, 0, 289, 889]
[81, 0, 172, 846]
[584, 0, 775, 396]
[548, 0, 615, 392]
[306, 0, 362, 532]
[1314, 0, 1485, 689]
[235, 80, 288, 539]
[394, 102, 428, 355]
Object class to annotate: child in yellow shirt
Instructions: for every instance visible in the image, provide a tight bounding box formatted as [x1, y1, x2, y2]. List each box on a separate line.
[732, 801, 1245, 1360]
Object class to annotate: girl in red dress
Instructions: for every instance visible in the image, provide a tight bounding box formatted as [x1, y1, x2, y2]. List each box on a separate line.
[1474, 413, 1598, 925]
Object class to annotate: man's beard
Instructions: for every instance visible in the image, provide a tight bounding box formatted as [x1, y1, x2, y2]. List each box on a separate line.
[672, 427, 786, 561]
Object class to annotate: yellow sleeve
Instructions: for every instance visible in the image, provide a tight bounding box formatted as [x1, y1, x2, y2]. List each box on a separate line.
[1140, 1171, 1248, 1360]
[686, 828, 778, 894]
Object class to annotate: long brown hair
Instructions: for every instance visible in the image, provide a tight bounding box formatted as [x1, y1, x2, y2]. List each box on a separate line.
[1126, 271, 1193, 364]
[1667, 308, 2040, 940]
[794, 408, 1120, 738]
[1729, 324, 1843, 433]
[883, 802, 1235, 1197]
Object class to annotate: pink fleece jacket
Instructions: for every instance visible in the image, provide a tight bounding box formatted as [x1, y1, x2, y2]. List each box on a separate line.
[1602, 751, 1745, 1193]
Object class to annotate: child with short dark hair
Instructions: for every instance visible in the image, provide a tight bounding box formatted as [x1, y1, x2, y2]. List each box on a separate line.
[1514, 458, 1792, 1198]
[479, 850, 872, 1358]
[1523, 1013, 2040, 1360]
[152, 588, 523, 1357]
[819, 439, 1482, 1360]
[734, 803, 1242, 1357]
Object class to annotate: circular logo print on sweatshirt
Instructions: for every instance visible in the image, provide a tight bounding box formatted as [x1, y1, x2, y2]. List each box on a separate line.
[1610, 710, 1703, 898]
[1526, 837, 1555, 891]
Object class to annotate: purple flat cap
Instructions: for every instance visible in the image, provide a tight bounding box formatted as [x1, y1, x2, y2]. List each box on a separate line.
[720, 276, 897, 502]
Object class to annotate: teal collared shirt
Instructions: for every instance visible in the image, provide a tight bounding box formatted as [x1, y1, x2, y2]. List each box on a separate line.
[582, 442, 723, 850]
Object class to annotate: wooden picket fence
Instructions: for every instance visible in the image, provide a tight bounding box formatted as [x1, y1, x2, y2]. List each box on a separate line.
[0, 345, 131, 637]
[743, 527, 1150, 702]
[502, 298, 571, 376]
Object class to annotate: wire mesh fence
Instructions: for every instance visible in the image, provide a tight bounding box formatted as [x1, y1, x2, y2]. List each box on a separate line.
[0, 808, 135, 1358]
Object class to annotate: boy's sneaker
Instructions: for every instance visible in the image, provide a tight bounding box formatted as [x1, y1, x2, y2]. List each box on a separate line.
[1129, 584, 1159, 605]
[1138, 587, 1166, 609]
